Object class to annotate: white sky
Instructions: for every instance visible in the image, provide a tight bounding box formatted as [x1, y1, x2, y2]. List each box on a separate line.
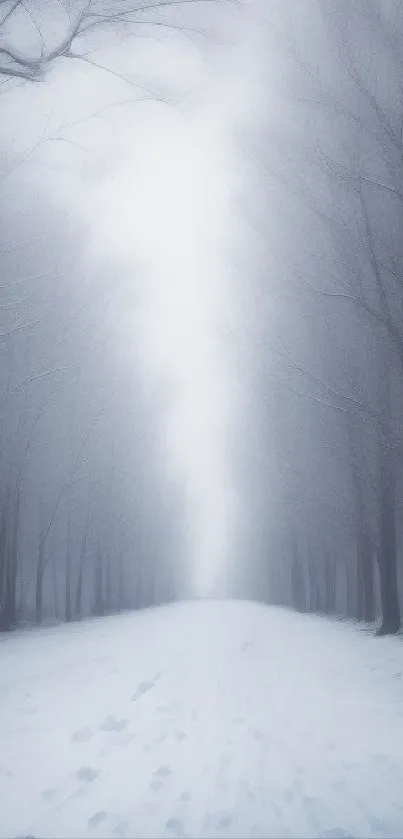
[0, 2, 264, 597]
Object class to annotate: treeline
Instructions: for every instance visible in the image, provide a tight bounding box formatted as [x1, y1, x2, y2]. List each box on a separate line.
[0, 183, 181, 631]
[237, 0, 403, 634]
[0, 0, 222, 633]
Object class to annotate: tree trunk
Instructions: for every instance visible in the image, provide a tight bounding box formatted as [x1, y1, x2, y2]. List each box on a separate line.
[64, 511, 72, 622]
[35, 547, 44, 624]
[105, 555, 112, 612]
[64, 557, 71, 621]
[377, 451, 400, 634]
[291, 537, 306, 612]
[346, 558, 357, 619]
[75, 513, 89, 619]
[0, 569, 16, 631]
[93, 545, 104, 617]
[324, 552, 336, 614]
[52, 553, 59, 621]
[117, 553, 123, 610]
[0, 490, 18, 632]
[362, 535, 375, 623]
[356, 531, 365, 622]
[75, 561, 84, 619]
[308, 554, 319, 613]
[7, 487, 20, 629]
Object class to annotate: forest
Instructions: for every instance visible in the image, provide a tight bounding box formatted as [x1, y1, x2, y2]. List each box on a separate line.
[235, 0, 403, 635]
[2, 4, 403, 839]
[1, 0, 403, 637]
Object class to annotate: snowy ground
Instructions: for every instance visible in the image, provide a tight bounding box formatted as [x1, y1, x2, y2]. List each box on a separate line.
[1, 600, 403, 839]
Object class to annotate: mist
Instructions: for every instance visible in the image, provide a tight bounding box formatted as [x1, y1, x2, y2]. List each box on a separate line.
[2, 3, 403, 838]
[0, 0, 258, 619]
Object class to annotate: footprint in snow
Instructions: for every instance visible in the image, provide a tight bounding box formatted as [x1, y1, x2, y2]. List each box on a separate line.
[155, 765, 172, 778]
[205, 813, 232, 832]
[175, 731, 186, 742]
[99, 715, 128, 732]
[131, 674, 160, 702]
[332, 780, 347, 793]
[76, 766, 99, 783]
[150, 780, 163, 792]
[341, 760, 356, 771]
[165, 817, 184, 835]
[118, 733, 135, 749]
[367, 816, 391, 833]
[217, 816, 232, 829]
[41, 788, 59, 801]
[113, 822, 130, 837]
[88, 812, 107, 829]
[150, 765, 172, 792]
[71, 726, 92, 743]
[72, 786, 87, 799]
[372, 753, 388, 764]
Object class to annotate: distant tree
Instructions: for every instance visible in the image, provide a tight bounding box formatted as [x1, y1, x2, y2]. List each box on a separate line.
[240, 0, 403, 633]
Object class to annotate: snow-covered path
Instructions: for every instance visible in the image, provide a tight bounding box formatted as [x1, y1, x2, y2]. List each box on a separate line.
[1, 600, 403, 839]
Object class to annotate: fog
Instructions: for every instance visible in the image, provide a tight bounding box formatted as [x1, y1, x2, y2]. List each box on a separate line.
[0, 0, 259, 626]
[2, 0, 403, 638]
[3, 4, 403, 837]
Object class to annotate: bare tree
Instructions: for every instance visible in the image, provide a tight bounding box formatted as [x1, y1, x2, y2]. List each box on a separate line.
[0, 0, 223, 81]
[238, 0, 403, 632]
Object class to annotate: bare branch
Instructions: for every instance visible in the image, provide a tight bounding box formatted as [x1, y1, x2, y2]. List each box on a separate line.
[0, 0, 222, 81]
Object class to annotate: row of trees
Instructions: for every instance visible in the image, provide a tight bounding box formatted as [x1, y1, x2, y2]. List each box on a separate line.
[237, 0, 403, 634]
[0, 0, 217, 631]
[0, 178, 184, 631]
